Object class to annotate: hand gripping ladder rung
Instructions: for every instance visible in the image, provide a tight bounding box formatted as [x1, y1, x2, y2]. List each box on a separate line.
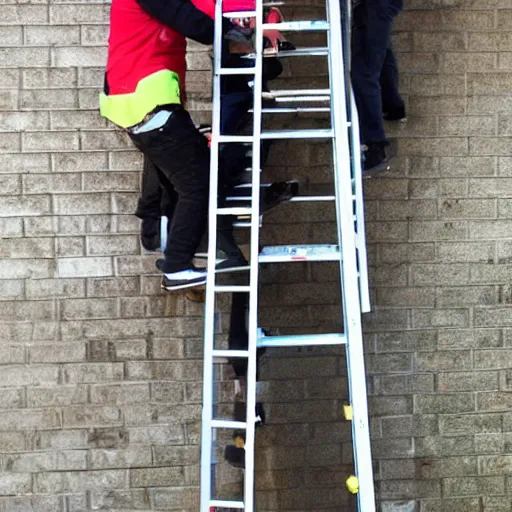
[200, 0, 374, 510]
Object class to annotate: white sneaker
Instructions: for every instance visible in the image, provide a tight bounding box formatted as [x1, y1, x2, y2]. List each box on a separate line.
[161, 269, 206, 291]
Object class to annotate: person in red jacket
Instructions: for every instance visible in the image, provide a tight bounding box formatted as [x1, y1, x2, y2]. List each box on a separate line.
[100, 0, 248, 290]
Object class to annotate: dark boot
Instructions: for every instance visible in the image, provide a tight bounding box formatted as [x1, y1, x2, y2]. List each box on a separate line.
[140, 217, 160, 252]
[383, 104, 406, 121]
[224, 402, 266, 469]
[362, 142, 390, 175]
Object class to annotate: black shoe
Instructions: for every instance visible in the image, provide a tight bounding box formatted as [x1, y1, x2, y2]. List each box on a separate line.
[140, 217, 160, 252]
[383, 105, 406, 121]
[261, 181, 299, 214]
[193, 232, 249, 273]
[215, 254, 250, 273]
[277, 39, 296, 52]
[186, 250, 249, 274]
[224, 402, 266, 469]
[362, 143, 390, 175]
[216, 231, 249, 273]
[224, 445, 245, 468]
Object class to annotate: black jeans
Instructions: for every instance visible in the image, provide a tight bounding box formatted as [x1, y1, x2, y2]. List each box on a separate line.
[351, 0, 404, 144]
[228, 292, 265, 379]
[135, 155, 176, 221]
[134, 91, 252, 230]
[136, 53, 282, 219]
[129, 107, 210, 270]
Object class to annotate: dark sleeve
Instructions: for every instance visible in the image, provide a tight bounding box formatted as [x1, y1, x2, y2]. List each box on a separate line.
[263, 57, 283, 82]
[136, 0, 231, 45]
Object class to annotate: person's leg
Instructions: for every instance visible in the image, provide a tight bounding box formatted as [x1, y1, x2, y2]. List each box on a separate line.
[135, 156, 164, 251]
[380, 41, 405, 120]
[130, 107, 210, 274]
[351, 2, 392, 145]
[152, 164, 179, 253]
[220, 90, 253, 191]
[228, 292, 249, 378]
[351, 0, 402, 171]
[227, 292, 266, 379]
[160, 181, 178, 222]
[135, 155, 163, 220]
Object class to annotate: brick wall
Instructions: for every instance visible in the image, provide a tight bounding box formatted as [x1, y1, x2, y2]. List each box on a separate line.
[1, 0, 511, 511]
[368, 2, 512, 511]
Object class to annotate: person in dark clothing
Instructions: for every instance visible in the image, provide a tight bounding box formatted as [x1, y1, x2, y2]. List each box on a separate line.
[136, 33, 298, 259]
[100, 0, 249, 290]
[351, 0, 405, 174]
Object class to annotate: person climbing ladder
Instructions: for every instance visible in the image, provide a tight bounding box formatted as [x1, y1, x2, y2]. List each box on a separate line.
[99, 0, 251, 290]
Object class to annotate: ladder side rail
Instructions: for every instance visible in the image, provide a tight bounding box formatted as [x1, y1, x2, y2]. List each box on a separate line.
[350, 90, 371, 313]
[200, 0, 224, 509]
[326, 0, 376, 510]
[340, 0, 371, 313]
[244, 1, 265, 510]
[341, 0, 352, 119]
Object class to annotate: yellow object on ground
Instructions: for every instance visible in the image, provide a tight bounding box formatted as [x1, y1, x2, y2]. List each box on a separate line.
[346, 475, 359, 494]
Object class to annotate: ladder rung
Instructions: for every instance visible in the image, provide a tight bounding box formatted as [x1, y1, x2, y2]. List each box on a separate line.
[210, 500, 245, 510]
[211, 420, 247, 429]
[269, 89, 330, 97]
[277, 96, 331, 103]
[212, 350, 249, 358]
[261, 129, 333, 140]
[218, 67, 257, 76]
[223, 10, 256, 17]
[259, 244, 340, 263]
[234, 220, 262, 228]
[277, 47, 329, 57]
[263, 20, 329, 31]
[214, 286, 251, 293]
[235, 183, 271, 188]
[218, 135, 253, 143]
[226, 195, 334, 202]
[289, 195, 335, 202]
[254, 107, 331, 114]
[243, 46, 329, 59]
[226, 196, 251, 202]
[258, 333, 346, 348]
[217, 207, 253, 215]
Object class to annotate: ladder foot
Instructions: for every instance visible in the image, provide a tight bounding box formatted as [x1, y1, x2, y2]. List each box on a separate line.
[346, 475, 359, 494]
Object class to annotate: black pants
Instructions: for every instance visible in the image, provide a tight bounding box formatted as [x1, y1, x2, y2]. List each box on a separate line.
[135, 155, 176, 221]
[136, 53, 281, 222]
[135, 91, 252, 227]
[351, 0, 404, 144]
[228, 292, 265, 379]
[129, 106, 210, 270]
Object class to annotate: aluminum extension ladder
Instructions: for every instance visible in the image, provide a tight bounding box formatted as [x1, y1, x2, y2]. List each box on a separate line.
[200, 0, 374, 509]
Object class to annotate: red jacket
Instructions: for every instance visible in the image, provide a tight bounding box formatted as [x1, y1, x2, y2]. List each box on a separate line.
[104, 0, 224, 97]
